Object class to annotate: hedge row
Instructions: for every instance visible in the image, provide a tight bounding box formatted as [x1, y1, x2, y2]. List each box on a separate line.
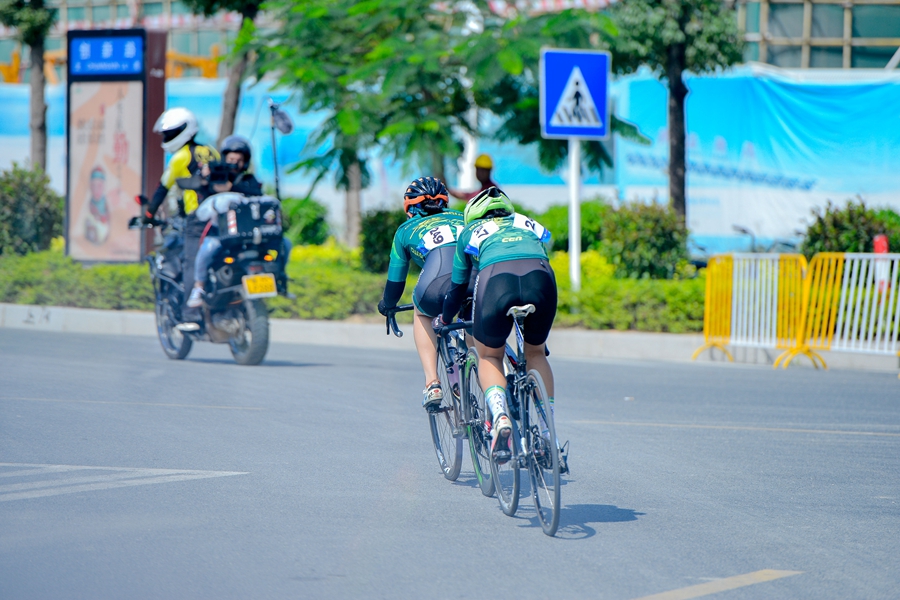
[0, 242, 705, 332]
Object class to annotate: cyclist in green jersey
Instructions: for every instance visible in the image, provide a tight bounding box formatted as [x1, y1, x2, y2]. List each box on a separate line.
[378, 177, 466, 409]
[437, 187, 557, 462]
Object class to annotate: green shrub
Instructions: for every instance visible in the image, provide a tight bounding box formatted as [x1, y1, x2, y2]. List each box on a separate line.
[0, 163, 64, 255]
[360, 208, 407, 272]
[0, 248, 154, 310]
[599, 201, 689, 279]
[0, 241, 705, 332]
[538, 199, 609, 252]
[549, 250, 704, 332]
[800, 200, 900, 259]
[281, 196, 329, 246]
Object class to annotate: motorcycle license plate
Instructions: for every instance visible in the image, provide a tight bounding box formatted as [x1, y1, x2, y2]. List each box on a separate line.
[242, 273, 277, 298]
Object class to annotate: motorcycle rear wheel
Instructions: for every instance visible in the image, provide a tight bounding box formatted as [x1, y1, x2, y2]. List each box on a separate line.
[155, 299, 192, 360]
[229, 299, 269, 365]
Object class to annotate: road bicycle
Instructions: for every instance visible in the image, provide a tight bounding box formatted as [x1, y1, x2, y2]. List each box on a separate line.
[489, 304, 564, 536]
[385, 305, 494, 496]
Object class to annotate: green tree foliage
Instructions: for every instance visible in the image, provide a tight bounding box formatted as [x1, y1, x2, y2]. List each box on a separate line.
[180, 0, 262, 144]
[360, 208, 408, 273]
[0, 163, 62, 255]
[800, 200, 900, 259]
[464, 8, 648, 175]
[281, 196, 329, 246]
[252, 0, 384, 246]
[607, 0, 743, 219]
[600, 201, 689, 279]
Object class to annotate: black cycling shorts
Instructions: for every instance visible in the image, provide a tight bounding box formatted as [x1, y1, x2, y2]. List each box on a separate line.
[413, 246, 455, 318]
[472, 258, 557, 349]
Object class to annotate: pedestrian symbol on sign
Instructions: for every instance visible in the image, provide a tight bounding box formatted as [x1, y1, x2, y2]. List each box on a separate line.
[549, 67, 602, 128]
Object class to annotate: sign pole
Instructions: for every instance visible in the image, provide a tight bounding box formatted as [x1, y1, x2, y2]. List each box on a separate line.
[568, 137, 581, 292]
[539, 48, 610, 295]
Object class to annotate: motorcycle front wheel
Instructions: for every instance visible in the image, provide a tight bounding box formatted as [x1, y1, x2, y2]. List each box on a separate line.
[229, 299, 269, 365]
[155, 298, 192, 360]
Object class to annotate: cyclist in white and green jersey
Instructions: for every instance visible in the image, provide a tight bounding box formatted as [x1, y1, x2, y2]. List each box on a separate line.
[437, 187, 558, 462]
[377, 177, 466, 410]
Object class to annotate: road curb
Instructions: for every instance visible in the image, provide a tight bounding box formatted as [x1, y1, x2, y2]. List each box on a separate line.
[1, 302, 896, 373]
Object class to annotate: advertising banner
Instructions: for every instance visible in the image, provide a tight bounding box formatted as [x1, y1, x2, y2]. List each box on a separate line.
[66, 80, 143, 261]
[614, 65, 900, 253]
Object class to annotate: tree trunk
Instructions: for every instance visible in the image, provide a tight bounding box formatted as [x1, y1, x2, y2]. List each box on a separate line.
[217, 17, 251, 146]
[667, 41, 688, 221]
[431, 149, 445, 184]
[29, 38, 46, 172]
[345, 160, 361, 248]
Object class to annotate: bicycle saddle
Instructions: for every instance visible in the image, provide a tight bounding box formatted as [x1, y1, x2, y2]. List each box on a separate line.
[507, 304, 536, 319]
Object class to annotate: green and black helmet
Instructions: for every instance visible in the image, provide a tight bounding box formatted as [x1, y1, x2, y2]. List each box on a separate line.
[464, 186, 513, 224]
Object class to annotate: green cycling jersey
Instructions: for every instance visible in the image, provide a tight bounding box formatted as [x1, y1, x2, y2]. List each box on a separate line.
[450, 213, 552, 285]
[387, 210, 465, 283]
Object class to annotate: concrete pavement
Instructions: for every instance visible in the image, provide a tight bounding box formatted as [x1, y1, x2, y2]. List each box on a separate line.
[1, 329, 899, 598]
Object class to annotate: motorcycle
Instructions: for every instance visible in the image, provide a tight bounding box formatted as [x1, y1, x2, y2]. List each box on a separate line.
[129, 191, 288, 365]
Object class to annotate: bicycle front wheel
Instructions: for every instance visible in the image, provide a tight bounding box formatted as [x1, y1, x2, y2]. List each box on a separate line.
[430, 347, 463, 481]
[464, 348, 494, 497]
[526, 370, 560, 536]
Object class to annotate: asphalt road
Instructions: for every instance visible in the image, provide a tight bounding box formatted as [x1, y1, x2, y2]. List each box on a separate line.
[1, 328, 899, 599]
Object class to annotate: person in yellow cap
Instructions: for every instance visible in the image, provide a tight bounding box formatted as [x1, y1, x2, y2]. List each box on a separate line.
[449, 153, 499, 202]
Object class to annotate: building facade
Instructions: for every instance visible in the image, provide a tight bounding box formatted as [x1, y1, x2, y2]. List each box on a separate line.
[738, 0, 900, 68]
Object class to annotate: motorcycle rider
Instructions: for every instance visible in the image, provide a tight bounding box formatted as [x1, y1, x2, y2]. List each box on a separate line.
[141, 108, 219, 320]
[377, 176, 465, 409]
[187, 135, 290, 308]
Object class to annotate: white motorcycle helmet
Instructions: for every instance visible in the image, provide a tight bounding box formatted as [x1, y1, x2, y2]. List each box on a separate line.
[153, 107, 199, 154]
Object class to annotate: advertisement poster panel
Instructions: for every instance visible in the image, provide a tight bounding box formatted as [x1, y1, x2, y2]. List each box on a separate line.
[67, 80, 143, 261]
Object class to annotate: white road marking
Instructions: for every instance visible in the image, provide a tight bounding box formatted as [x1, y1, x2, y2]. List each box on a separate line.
[2, 397, 264, 410]
[0, 463, 247, 502]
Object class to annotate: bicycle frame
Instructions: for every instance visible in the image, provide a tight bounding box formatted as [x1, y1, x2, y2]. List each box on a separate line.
[505, 315, 552, 468]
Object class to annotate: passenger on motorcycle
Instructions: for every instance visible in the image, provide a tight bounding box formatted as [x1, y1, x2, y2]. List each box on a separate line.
[438, 187, 558, 462]
[377, 177, 465, 409]
[187, 135, 290, 308]
[142, 108, 219, 319]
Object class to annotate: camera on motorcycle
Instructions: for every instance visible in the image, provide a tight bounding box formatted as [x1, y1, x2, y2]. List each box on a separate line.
[208, 160, 237, 186]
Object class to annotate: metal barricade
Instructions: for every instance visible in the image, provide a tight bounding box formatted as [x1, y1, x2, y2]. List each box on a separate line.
[692, 255, 734, 361]
[776, 253, 900, 375]
[693, 253, 807, 362]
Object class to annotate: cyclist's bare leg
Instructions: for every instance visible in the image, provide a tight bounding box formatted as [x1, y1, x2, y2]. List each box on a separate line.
[413, 309, 439, 385]
[475, 341, 506, 390]
[524, 342, 554, 398]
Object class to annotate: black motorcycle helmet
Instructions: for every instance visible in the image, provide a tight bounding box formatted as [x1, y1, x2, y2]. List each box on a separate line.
[219, 135, 252, 172]
[403, 176, 449, 217]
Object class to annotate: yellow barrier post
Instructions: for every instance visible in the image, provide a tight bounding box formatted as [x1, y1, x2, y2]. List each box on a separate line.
[692, 255, 735, 361]
[773, 254, 808, 367]
[775, 252, 845, 369]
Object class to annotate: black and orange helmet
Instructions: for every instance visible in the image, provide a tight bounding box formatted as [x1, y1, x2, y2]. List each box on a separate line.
[403, 176, 449, 217]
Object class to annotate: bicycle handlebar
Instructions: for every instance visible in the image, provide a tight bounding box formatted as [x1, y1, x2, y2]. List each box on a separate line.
[438, 321, 471, 335]
[385, 304, 414, 337]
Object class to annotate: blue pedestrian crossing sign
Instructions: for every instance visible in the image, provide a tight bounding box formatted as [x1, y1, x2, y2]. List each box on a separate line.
[540, 48, 611, 140]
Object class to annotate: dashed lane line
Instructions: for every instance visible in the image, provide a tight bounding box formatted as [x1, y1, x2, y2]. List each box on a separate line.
[0, 463, 248, 502]
[632, 569, 803, 600]
[572, 420, 900, 437]
[1, 396, 264, 410]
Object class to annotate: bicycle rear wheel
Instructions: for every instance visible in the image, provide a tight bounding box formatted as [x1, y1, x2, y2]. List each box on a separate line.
[464, 348, 494, 497]
[526, 370, 560, 536]
[490, 392, 520, 516]
[430, 348, 463, 481]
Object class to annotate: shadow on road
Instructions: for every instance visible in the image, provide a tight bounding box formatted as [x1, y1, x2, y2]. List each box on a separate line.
[186, 358, 331, 368]
[508, 502, 644, 540]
